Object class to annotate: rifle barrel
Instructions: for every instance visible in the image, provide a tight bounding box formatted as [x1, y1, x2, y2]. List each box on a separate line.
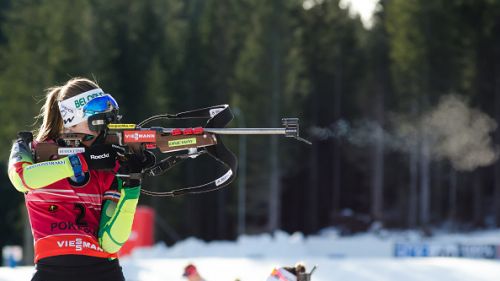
[157, 126, 311, 144]
[161, 128, 288, 135]
[204, 128, 287, 135]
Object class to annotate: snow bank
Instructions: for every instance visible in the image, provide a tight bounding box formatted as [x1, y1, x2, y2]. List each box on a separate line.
[2, 229, 500, 281]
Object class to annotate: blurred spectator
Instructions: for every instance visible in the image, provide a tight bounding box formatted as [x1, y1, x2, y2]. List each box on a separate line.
[267, 263, 310, 281]
[266, 267, 297, 281]
[183, 264, 206, 281]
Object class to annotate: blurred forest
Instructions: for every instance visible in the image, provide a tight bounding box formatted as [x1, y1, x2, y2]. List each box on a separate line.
[1, 0, 500, 255]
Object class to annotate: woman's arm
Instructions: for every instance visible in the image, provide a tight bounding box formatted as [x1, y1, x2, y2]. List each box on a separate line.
[7, 138, 86, 192]
[98, 178, 141, 254]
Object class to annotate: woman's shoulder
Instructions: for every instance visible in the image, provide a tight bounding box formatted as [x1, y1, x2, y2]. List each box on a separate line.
[31, 138, 56, 149]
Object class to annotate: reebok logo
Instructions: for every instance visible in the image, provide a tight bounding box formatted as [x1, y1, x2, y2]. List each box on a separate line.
[90, 153, 110, 160]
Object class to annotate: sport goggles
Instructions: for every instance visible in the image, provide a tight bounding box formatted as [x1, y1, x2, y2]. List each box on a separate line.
[58, 88, 118, 128]
[83, 94, 119, 117]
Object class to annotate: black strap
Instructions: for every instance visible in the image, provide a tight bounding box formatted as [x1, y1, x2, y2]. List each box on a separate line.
[17, 131, 33, 143]
[140, 105, 238, 197]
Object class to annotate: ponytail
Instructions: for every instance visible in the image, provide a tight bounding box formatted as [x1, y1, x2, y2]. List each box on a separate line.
[35, 87, 63, 142]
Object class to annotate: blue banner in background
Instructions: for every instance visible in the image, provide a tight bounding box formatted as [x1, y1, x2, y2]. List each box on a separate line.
[394, 243, 430, 257]
[458, 244, 497, 259]
[394, 243, 499, 259]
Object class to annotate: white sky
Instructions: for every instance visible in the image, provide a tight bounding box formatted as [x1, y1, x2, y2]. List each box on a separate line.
[303, 0, 380, 29]
[339, 0, 380, 28]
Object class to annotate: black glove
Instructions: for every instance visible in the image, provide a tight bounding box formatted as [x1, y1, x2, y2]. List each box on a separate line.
[118, 150, 155, 187]
[81, 144, 119, 170]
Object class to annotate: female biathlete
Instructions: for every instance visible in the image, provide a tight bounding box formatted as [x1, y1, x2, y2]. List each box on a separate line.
[8, 77, 151, 281]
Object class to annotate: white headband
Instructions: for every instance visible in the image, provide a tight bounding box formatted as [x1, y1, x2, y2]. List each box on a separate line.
[58, 88, 106, 128]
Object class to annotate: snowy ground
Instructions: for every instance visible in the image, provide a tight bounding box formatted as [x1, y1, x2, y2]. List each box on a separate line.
[2, 229, 500, 281]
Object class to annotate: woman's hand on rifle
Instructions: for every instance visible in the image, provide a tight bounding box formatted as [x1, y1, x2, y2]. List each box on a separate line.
[118, 150, 155, 187]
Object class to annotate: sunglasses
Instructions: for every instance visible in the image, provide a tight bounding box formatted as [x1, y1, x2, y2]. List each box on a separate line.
[83, 95, 119, 117]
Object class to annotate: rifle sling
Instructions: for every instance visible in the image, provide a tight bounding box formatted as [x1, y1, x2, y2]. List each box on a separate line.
[141, 104, 238, 197]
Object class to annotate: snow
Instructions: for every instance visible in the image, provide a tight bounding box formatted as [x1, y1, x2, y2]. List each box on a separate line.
[2, 229, 500, 281]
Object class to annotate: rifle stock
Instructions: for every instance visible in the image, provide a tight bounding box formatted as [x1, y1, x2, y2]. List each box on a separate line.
[34, 131, 218, 162]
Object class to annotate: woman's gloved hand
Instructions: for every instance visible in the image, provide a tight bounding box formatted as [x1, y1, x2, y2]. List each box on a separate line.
[118, 150, 155, 187]
[81, 144, 121, 170]
[69, 144, 123, 181]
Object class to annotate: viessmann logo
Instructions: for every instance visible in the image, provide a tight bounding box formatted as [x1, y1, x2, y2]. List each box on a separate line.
[123, 130, 156, 143]
[56, 238, 104, 252]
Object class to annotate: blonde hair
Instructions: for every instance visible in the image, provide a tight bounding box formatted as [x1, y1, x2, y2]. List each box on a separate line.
[35, 77, 100, 141]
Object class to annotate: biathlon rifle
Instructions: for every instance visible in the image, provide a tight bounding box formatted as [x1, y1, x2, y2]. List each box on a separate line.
[34, 105, 311, 197]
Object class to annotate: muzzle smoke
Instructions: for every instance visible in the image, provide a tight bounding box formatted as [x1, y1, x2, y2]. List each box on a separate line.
[310, 95, 498, 171]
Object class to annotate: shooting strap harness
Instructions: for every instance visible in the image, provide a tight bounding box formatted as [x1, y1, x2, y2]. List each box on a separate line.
[139, 104, 238, 197]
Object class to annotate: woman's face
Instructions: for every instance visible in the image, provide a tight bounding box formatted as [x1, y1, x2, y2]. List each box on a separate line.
[66, 120, 97, 136]
[65, 121, 98, 146]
